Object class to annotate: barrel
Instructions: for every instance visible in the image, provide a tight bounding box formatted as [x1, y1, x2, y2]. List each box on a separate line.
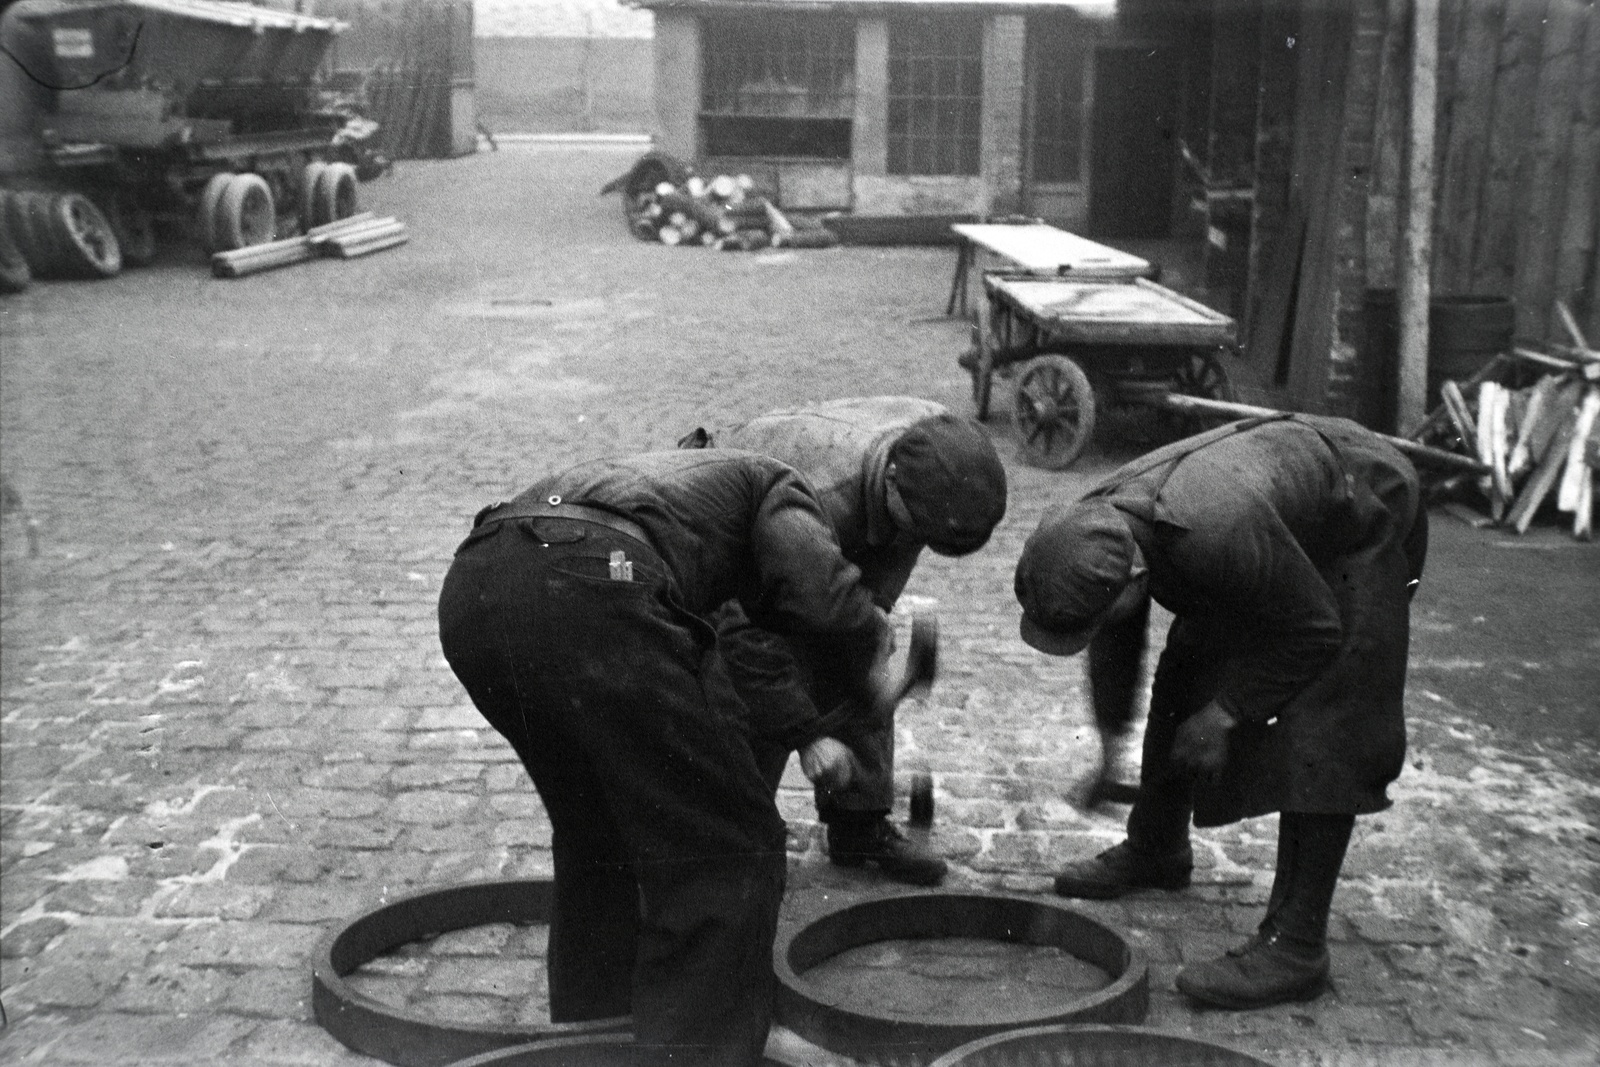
[1361, 289, 1516, 431]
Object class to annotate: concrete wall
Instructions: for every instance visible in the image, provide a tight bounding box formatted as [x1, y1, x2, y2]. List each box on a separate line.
[474, 37, 652, 134]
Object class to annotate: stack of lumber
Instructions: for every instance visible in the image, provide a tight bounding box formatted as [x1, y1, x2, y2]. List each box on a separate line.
[624, 173, 838, 252]
[1413, 302, 1600, 539]
[210, 214, 408, 279]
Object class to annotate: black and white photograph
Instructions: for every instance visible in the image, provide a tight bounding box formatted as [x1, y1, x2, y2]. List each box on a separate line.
[1, 0, 1596, 1065]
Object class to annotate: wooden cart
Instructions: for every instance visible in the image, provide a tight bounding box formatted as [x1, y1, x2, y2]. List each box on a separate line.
[965, 273, 1240, 469]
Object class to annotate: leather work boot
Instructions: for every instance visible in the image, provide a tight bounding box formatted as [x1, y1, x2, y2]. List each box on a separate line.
[1175, 929, 1331, 1009]
[1052, 840, 1193, 899]
[827, 818, 947, 886]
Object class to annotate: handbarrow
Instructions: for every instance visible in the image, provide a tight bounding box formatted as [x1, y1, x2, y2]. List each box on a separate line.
[962, 273, 1240, 469]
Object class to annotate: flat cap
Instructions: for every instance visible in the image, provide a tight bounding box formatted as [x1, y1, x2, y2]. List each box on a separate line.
[888, 413, 1007, 555]
[1014, 498, 1135, 655]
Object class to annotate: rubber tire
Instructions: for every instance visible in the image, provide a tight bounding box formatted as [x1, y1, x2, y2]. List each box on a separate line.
[1012, 354, 1097, 471]
[19, 191, 68, 277]
[197, 173, 234, 254]
[0, 193, 31, 293]
[50, 192, 122, 278]
[299, 160, 328, 230]
[214, 173, 276, 252]
[311, 162, 358, 226]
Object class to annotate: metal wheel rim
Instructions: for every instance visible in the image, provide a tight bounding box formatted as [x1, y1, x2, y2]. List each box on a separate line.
[925, 1024, 1281, 1067]
[311, 878, 629, 1067]
[61, 196, 120, 271]
[1013, 356, 1095, 470]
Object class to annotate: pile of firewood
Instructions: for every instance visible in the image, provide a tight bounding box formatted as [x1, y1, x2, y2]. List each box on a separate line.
[624, 173, 838, 252]
[1416, 303, 1600, 539]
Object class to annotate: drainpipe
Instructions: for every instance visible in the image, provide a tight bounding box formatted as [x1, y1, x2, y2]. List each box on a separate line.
[1398, 0, 1438, 435]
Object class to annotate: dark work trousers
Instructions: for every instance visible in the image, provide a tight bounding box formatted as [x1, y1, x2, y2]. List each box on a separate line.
[438, 517, 787, 1067]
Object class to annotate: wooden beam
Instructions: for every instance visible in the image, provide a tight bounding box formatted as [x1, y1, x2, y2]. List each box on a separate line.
[1151, 393, 1490, 474]
[1398, 0, 1440, 436]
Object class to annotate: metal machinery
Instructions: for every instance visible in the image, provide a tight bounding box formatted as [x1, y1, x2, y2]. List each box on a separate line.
[6, 0, 375, 266]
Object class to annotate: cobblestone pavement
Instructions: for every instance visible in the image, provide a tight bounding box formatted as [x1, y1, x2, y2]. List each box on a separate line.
[2, 145, 1598, 1067]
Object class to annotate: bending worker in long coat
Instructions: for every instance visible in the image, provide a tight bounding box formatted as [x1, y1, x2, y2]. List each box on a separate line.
[438, 450, 893, 1066]
[1013, 414, 1428, 1009]
[684, 396, 1007, 885]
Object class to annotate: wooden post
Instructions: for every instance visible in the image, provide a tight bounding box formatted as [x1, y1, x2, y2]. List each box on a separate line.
[1398, 0, 1439, 436]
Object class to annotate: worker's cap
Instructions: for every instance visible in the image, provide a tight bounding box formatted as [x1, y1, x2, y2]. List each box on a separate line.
[1013, 498, 1135, 656]
[888, 414, 1007, 555]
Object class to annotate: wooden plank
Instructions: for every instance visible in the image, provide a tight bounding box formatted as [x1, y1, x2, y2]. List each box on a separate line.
[949, 224, 1152, 277]
[1472, 0, 1548, 299]
[1513, 0, 1587, 342]
[1363, 0, 1409, 289]
[1434, 0, 1506, 293]
[1548, 4, 1596, 343]
[1508, 412, 1578, 532]
[987, 276, 1237, 347]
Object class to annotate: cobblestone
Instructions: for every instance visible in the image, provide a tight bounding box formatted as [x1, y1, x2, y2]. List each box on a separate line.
[2, 143, 1596, 1067]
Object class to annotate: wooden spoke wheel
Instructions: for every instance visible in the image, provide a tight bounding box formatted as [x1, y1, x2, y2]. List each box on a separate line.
[1159, 347, 1237, 440]
[214, 173, 276, 251]
[1012, 354, 1097, 470]
[50, 192, 122, 278]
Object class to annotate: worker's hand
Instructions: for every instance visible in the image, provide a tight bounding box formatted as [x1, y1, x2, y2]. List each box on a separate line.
[799, 737, 858, 792]
[1171, 701, 1236, 782]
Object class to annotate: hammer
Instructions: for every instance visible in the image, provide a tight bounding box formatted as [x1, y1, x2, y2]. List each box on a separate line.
[872, 611, 939, 721]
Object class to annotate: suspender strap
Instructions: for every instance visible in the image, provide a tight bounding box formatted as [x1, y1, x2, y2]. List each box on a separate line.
[474, 496, 657, 554]
[1085, 413, 1296, 499]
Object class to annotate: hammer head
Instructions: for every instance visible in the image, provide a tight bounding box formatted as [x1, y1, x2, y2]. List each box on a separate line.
[902, 612, 939, 701]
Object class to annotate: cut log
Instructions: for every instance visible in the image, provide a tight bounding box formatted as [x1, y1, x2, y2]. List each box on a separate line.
[1439, 380, 1478, 449]
[1556, 388, 1599, 513]
[1508, 375, 1563, 477]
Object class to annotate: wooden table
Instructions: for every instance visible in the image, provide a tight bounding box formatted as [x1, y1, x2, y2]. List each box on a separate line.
[946, 222, 1155, 317]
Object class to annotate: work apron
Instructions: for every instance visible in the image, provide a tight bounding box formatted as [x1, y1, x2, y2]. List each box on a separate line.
[1087, 416, 1423, 828]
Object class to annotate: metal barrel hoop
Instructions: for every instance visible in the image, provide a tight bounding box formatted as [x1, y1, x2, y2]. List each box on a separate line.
[311, 878, 629, 1067]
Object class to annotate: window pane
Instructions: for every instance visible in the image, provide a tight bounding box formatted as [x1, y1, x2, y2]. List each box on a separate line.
[887, 15, 982, 176]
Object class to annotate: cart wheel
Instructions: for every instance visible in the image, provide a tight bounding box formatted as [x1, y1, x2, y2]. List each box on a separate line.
[214, 173, 276, 251]
[1160, 348, 1237, 440]
[909, 771, 935, 829]
[102, 191, 155, 267]
[50, 192, 122, 278]
[1013, 354, 1097, 470]
[299, 160, 328, 230]
[312, 162, 358, 226]
[197, 173, 234, 254]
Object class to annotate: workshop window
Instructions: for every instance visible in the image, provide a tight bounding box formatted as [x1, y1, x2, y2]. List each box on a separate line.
[700, 14, 855, 159]
[887, 15, 983, 176]
[1027, 20, 1087, 183]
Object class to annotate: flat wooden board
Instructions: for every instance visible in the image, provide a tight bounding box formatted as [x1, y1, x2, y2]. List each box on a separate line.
[951, 223, 1152, 277]
[986, 276, 1236, 347]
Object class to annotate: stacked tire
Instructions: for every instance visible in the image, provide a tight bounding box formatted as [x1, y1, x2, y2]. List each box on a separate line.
[197, 163, 359, 255]
[1, 189, 125, 287]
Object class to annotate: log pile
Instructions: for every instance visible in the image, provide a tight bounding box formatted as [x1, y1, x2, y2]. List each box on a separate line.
[623, 173, 838, 252]
[210, 213, 409, 279]
[1413, 302, 1600, 539]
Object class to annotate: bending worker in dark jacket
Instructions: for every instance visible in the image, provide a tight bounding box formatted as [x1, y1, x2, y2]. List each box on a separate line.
[684, 396, 1007, 886]
[1013, 414, 1427, 1009]
[438, 450, 893, 1066]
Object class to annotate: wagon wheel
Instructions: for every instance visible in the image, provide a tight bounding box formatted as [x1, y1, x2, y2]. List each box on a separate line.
[969, 296, 997, 421]
[1012, 354, 1097, 470]
[214, 174, 276, 251]
[1159, 348, 1237, 441]
[19, 191, 69, 276]
[50, 193, 122, 278]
